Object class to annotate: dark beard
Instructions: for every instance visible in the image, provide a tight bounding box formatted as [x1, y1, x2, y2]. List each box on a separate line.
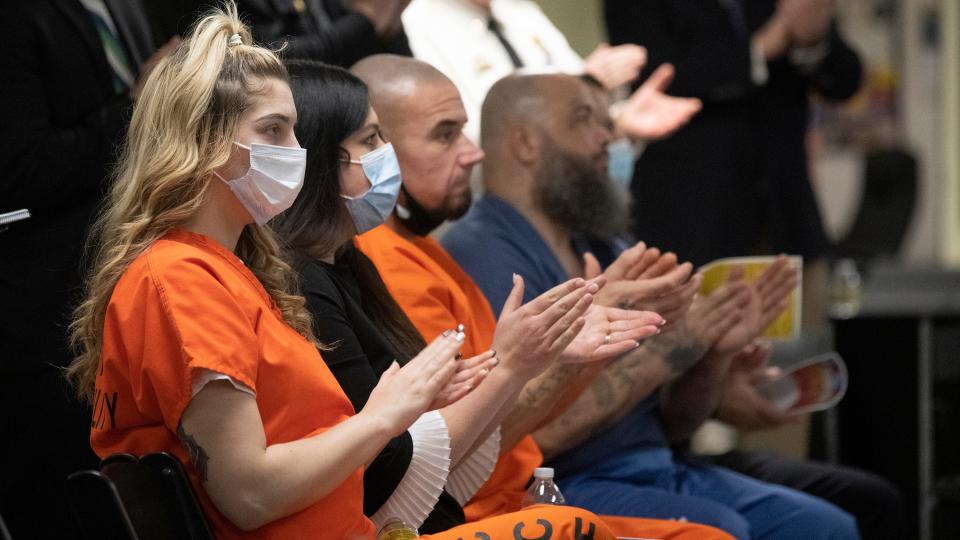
[534, 140, 631, 237]
[395, 185, 470, 236]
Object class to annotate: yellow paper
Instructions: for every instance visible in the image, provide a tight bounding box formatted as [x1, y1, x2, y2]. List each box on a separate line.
[699, 256, 803, 340]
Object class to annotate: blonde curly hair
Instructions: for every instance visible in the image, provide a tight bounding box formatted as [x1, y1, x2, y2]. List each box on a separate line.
[67, 2, 314, 402]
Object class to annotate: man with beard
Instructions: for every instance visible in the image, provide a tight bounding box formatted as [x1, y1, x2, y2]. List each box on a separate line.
[352, 55, 737, 540]
[443, 72, 860, 539]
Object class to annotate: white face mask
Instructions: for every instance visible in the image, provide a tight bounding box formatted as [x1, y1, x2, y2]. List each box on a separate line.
[217, 141, 307, 224]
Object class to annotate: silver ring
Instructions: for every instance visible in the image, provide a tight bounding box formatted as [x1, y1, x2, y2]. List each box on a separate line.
[604, 334, 611, 343]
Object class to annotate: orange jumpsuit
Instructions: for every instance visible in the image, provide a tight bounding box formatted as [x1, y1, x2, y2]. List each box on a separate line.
[92, 229, 617, 540]
[357, 224, 735, 540]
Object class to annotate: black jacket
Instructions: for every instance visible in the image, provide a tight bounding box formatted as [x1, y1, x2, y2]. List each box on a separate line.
[237, 0, 412, 67]
[0, 0, 156, 373]
[604, 0, 862, 265]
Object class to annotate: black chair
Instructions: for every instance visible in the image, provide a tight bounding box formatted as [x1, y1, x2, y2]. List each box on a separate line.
[833, 148, 918, 265]
[65, 469, 139, 539]
[66, 452, 214, 540]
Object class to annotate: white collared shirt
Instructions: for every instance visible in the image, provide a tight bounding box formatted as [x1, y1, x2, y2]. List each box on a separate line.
[403, 0, 585, 142]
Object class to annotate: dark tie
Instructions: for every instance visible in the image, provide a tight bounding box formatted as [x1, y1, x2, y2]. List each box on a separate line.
[487, 17, 524, 68]
[80, 0, 135, 93]
[718, 0, 750, 40]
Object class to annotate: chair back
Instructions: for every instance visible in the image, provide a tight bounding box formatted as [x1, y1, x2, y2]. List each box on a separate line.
[64, 469, 139, 539]
[99, 452, 215, 540]
[66, 452, 214, 540]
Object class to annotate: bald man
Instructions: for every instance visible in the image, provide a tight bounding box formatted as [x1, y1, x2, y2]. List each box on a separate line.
[351, 54, 735, 540]
[442, 72, 860, 540]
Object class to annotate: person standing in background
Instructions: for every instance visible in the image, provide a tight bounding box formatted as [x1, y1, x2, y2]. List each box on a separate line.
[0, 1, 177, 536]
[603, 0, 861, 268]
[402, 0, 701, 145]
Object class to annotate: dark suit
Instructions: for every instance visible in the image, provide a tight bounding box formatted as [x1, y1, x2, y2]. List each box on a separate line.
[0, 1, 156, 536]
[604, 0, 862, 266]
[237, 0, 412, 67]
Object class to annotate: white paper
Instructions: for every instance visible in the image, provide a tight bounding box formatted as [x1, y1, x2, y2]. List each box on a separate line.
[759, 352, 848, 414]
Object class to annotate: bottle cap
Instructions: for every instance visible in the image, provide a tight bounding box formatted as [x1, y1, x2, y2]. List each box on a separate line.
[377, 517, 418, 540]
[533, 467, 554, 479]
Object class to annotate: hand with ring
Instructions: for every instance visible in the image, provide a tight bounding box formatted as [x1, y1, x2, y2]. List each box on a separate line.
[558, 295, 664, 364]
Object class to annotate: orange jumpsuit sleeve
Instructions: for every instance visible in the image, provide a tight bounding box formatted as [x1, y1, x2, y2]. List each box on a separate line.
[142, 251, 261, 433]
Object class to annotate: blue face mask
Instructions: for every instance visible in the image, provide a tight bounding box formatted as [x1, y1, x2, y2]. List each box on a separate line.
[341, 142, 403, 234]
[607, 138, 637, 189]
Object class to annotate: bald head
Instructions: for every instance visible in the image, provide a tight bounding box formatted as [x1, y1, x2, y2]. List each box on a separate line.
[351, 55, 454, 125]
[349, 55, 483, 234]
[480, 72, 622, 235]
[480, 73, 597, 158]
[481, 74, 552, 152]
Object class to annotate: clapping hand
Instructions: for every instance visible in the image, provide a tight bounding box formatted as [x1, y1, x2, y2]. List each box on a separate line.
[365, 330, 466, 437]
[583, 43, 647, 90]
[561, 254, 664, 363]
[490, 275, 598, 379]
[616, 64, 702, 141]
[716, 341, 796, 430]
[585, 245, 695, 323]
[780, 0, 834, 47]
[710, 256, 799, 356]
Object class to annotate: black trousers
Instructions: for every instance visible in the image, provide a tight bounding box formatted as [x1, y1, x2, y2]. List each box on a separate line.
[708, 450, 905, 540]
[0, 367, 98, 539]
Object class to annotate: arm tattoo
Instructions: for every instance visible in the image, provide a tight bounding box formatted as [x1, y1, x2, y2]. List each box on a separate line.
[645, 328, 706, 373]
[517, 364, 581, 409]
[177, 423, 210, 483]
[591, 370, 616, 408]
[664, 343, 706, 373]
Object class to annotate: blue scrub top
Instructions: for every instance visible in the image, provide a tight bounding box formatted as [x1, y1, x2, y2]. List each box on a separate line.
[442, 195, 669, 478]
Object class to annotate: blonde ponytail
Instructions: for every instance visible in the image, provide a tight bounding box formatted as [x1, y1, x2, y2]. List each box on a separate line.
[67, 2, 312, 402]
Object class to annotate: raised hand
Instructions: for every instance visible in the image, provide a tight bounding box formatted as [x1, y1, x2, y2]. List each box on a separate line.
[711, 256, 799, 356]
[715, 341, 796, 430]
[583, 43, 647, 90]
[558, 304, 663, 364]
[585, 247, 694, 320]
[616, 63, 702, 141]
[364, 330, 464, 437]
[490, 275, 597, 379]
[780, 0, 834, 47]
[644, 272, 702, 326]
[649, 280, 750, 373]
[429, 349, 499, 410]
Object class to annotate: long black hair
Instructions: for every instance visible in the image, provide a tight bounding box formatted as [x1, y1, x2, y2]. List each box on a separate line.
[273, 60, 427, 360]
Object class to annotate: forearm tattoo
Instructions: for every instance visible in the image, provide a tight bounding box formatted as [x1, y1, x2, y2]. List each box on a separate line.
[646, 328, 706, 373]
[517, 364, 581, 409]
[664, 344, 706, 373]
[177, 423, 210, 483]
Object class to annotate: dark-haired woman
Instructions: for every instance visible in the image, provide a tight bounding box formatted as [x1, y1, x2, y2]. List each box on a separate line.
[272, 60, 678, 538]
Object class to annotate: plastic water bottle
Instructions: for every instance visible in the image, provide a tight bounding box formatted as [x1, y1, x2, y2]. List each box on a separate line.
[376, 517, 418, 540]
[829, 258, 862, 319]
[521, 467, 566, 507]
